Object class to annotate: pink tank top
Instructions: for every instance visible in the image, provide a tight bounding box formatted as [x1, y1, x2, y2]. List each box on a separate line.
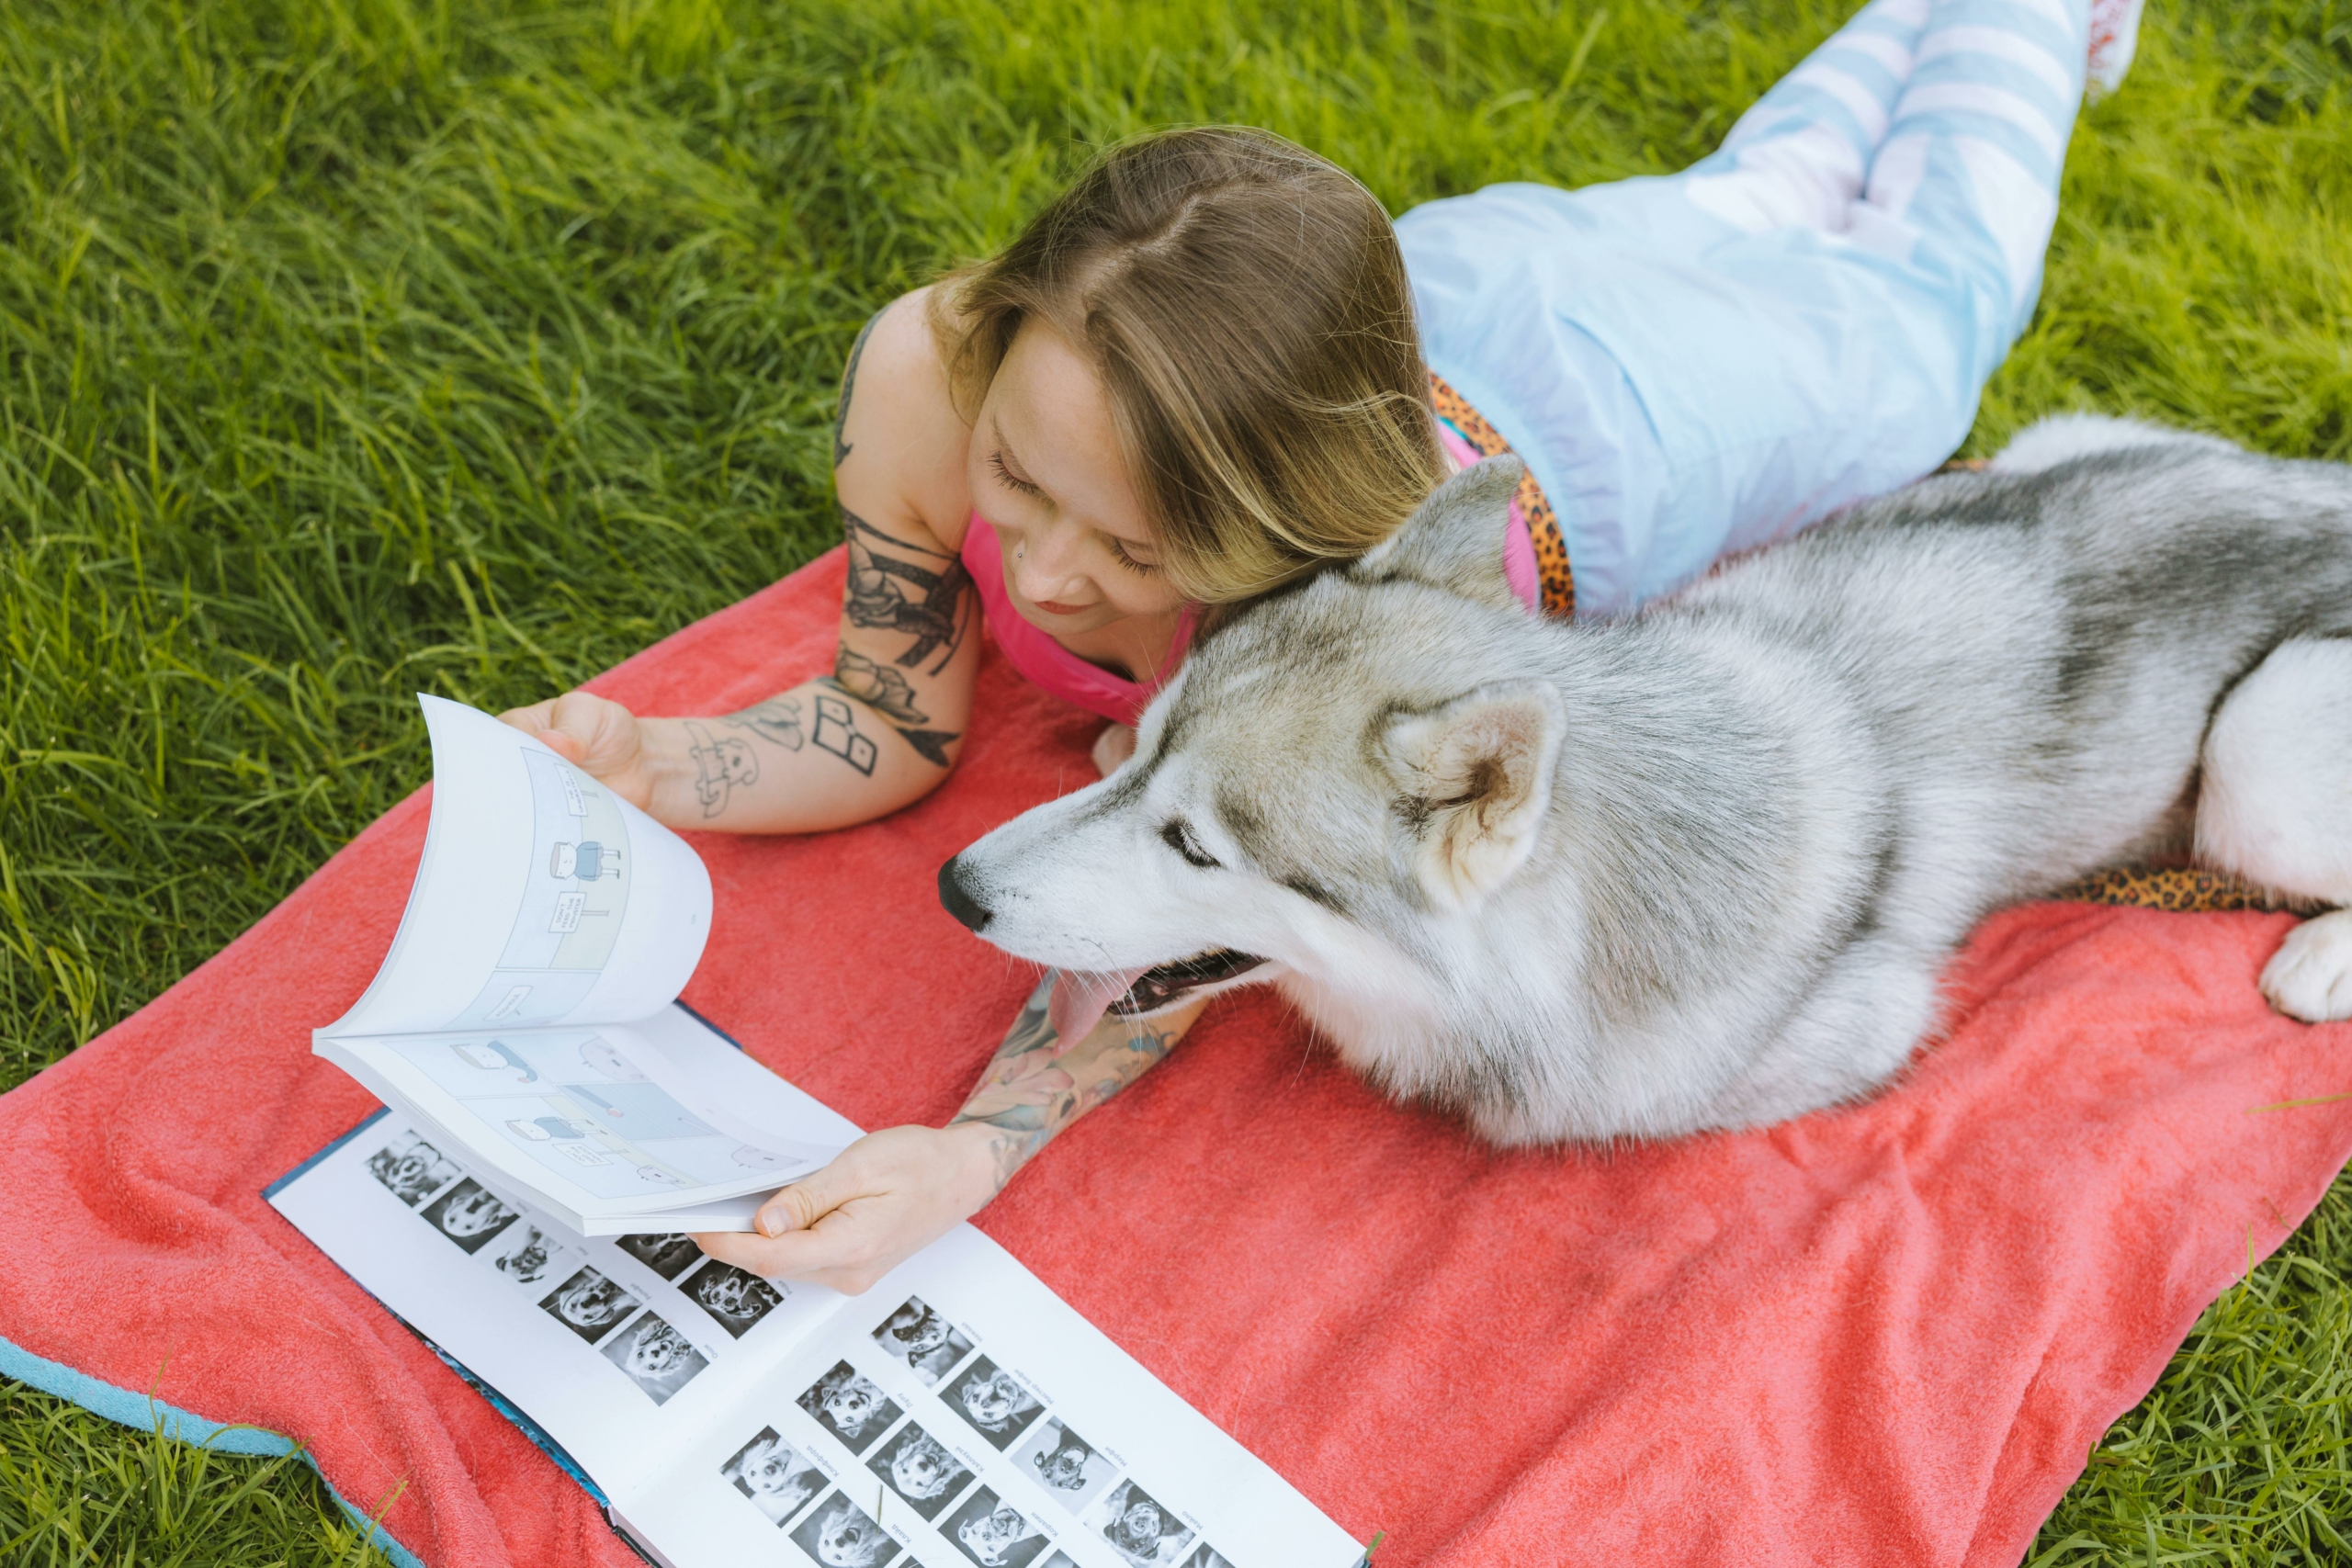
[958, 441, 1532, 728]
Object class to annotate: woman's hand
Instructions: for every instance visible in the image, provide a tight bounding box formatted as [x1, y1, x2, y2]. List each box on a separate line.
[691, 1123, 1003, 1294]
[499, 691, 662, 808]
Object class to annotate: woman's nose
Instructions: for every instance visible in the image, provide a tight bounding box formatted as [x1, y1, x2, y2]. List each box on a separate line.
[1012, 521, 1091, 600]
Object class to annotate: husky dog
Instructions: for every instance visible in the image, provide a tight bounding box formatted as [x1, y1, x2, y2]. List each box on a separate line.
[939, 419, 2352, 1143]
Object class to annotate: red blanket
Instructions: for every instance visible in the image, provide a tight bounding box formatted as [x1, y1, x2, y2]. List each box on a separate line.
[6, 548, 2349, 1567]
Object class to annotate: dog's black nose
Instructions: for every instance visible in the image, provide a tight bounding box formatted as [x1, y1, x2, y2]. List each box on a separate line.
[937, 856, 992, 933]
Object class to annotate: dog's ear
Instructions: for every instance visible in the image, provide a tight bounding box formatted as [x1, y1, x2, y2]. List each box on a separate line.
[1354, 454, 1525, 609]
[1379, 681, 1561, 912]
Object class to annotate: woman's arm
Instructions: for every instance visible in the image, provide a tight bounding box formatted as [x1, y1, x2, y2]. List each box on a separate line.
[691, 975, 1204, 1293]
[503, 289, 982, 833]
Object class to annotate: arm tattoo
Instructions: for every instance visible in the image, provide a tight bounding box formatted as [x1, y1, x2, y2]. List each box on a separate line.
[809, 692, 878, 775]
[684, 719, 760, 818]
[949, 974, 1183, 1194]
[830, 654, 960, 768]
[832, 310, 880, 469]
[843, 511, 974, 673]
[721, 696, 804, 750]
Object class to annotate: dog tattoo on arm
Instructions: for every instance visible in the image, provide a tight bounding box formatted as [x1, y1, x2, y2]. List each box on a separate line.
[949, 976, 1184, 1192]
[684, 720, 762, 818]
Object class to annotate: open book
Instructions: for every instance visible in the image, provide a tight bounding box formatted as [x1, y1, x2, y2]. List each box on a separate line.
[283, 696, 1365, 1567]
[269, 1099, 1362, 1568]
[313, 695, 842, 1234]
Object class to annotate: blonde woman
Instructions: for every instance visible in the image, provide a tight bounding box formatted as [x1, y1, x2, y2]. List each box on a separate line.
[506, 0, 2139, 1289]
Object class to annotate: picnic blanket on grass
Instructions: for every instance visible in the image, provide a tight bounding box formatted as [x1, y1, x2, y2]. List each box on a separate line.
[6, 547, 2351, 1568]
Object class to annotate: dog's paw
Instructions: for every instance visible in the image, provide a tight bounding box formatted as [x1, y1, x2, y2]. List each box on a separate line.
[2261, 909, 2352, 1022]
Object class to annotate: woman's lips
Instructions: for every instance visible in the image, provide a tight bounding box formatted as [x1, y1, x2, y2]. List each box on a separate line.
[1030, 598, 1091, 615]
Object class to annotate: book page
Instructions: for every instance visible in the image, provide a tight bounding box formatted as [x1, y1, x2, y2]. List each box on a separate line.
[268, 1105, 860, 1501]
[326, 694, 712, 1039]
[318, 1007, 843, 1232]
[611, 1227, 1363, 1568]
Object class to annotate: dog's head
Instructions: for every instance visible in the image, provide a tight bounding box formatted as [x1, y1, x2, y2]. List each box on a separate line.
[941, 457, 1564, 1045]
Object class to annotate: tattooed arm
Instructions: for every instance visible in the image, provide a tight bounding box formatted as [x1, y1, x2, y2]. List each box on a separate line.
[690, 977, 1204, 1293]
[949, 976, 1203, 1196]
[500, 289, 987, 832]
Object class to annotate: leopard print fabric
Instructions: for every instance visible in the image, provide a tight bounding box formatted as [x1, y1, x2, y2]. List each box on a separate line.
[2050, 866, 2301, 913]
[1430, 373, 1575, 619]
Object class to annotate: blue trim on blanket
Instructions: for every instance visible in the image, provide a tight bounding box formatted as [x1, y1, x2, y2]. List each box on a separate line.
[0, 1330, 425, 1568]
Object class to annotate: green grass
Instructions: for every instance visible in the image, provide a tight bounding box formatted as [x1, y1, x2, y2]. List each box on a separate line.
[1, 0, 2347, 1561]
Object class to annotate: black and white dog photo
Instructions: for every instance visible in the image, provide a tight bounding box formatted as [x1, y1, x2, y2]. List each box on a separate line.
[1012, 1418, 1114, 1512]
[795, 1360, 900, 1454]
[681, 1260, 785, 1338]
[865, 1420, 975, 1521]
[943, 1359, 1044, 1451]
[721, 1426, 825, 1525]
[598, 1312, 708, 1404]
[944, 1487, 1050, 1568]
[537, 1266, 641, 1345]
[478, 1219, 569, 1288]
[870, 1296, 975, 1386]
[788, 1490, 900, 1568]
[1089, 1480, 1194, 1568]
[417, 1179, 517, 1253]
[612, 1231, 704, 1280]
[366, 1131, 460, 1207]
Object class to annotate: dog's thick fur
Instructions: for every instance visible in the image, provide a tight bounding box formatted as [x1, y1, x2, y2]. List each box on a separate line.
[943, 419, 2352, 1143]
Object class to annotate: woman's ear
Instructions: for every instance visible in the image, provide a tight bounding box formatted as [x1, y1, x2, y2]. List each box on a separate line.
[1379, 681, 1563, 911]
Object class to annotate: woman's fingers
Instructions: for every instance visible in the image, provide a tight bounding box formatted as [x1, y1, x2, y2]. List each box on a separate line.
[688, 1127, 998, 1292]
[498, 690, 650, 801]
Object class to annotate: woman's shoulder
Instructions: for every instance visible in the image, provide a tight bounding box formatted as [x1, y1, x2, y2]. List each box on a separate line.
[836, 286, 975, 553]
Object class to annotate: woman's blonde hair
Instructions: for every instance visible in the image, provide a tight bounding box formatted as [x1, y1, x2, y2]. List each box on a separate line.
[930, 126, 1445, 604]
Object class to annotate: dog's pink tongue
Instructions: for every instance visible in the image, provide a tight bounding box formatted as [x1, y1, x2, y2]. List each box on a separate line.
[1047, 966, 1152, 1049]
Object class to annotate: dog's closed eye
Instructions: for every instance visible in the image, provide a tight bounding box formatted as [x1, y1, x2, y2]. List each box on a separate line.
[1159, 818, 1221, 870]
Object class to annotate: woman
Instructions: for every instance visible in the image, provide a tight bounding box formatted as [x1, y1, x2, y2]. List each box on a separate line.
[506, 0, 2136, 1290]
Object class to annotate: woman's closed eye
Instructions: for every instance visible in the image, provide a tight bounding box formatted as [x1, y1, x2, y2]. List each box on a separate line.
[989, 449, 1043, 498]
[1104, 535, 1158, 575]
[1159, 818, 1220, 869]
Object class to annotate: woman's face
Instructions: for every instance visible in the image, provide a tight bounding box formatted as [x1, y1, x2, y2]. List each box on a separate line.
[969, 320, 1189, 637]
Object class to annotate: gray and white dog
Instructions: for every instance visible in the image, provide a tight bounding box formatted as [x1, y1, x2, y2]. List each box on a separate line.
[939, 418, 2352, 1143]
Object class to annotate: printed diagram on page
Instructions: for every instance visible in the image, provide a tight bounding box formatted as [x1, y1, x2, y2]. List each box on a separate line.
[387, 1031, 795, 1199]
[445, 750, 635, 1029]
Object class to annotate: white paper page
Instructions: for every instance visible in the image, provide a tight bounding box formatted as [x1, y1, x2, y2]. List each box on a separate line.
[268, 1111, 855, 1500]
[612, 1226, 1363, 1568]
[326, 694, 712, 1039]
[317, 1007, 846, 1233]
